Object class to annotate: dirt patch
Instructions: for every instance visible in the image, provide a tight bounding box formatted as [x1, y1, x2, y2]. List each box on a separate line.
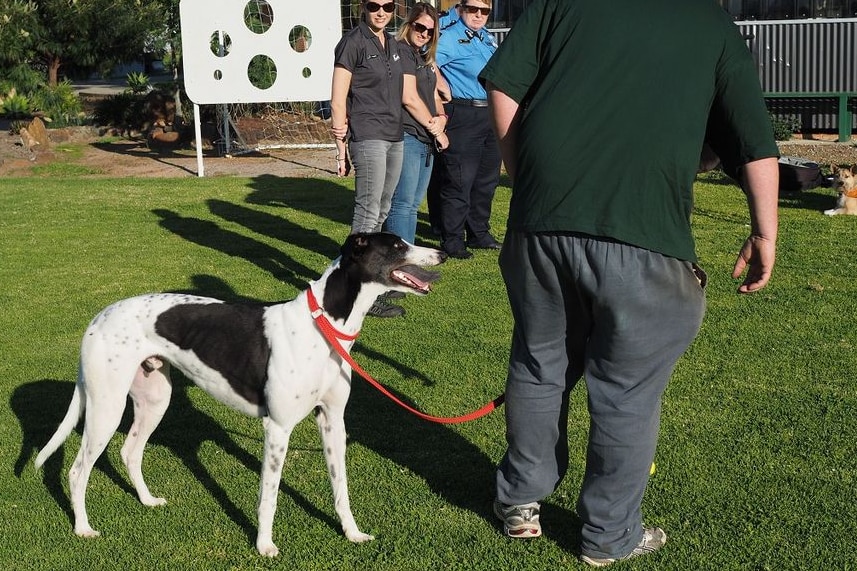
[777, 138, 857, 169]
[0, 122, 339, 178]
[0, 122, 855, 179]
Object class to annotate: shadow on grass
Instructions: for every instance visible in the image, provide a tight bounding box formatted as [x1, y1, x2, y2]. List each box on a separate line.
[12, 376, 339, 547]
[343, 368, 583, 555]
[777, 188, 837, 212]
[13, 369, 582, 555]
[245, 174, 354, 228]
[91, 139, 200, 177]
[153, 208, 321, 293]
[206, 199, 341, 260]
[153, 176, 355, 290]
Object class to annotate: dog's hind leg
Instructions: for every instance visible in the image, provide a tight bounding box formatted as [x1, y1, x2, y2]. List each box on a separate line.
[69, 372, 131, 538]
[121, 360, 172, 508]
[255, 416, 292, 557]
[315, 389, 374, 544]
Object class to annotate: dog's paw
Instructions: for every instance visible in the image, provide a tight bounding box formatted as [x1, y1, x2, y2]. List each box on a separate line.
[824, 209, 838, 216]
[256, 539, 280, 558]
[75, 527, 101, 539]
[345, 530, 375, 543]
[141, 496, 167, 507]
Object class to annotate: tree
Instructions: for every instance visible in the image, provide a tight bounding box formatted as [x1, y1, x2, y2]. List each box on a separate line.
[0, 0, 39, 70]
[27, 0, 162, 86]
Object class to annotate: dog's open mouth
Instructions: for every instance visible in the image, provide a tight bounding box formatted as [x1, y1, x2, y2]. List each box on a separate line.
[391, 264, 441, 294]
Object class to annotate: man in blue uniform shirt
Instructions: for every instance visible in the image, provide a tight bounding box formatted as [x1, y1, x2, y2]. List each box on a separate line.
[434, 0, 501, 259]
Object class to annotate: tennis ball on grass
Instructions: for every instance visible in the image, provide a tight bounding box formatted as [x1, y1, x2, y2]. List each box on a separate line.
[650, 462, 656, 475]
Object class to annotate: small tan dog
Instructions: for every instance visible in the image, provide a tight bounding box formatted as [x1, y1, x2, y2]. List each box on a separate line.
[824, 165, 857, 216]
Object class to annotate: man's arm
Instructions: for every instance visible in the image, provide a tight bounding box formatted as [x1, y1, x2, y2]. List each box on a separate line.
[486, 81, 521, 182]
[732, 156, 779, 293]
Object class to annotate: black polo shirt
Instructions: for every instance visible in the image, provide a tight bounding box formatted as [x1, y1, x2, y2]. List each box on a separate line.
[334, 21, 404, 142]
[398, 40, 439, 144]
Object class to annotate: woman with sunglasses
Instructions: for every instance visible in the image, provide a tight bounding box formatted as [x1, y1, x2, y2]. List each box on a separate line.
[385, 3, 450, 245]
[331, 0, 406, 317]
[433, 0, 502, 259]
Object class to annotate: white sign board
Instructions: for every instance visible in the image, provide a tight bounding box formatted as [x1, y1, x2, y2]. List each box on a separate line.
[179, 0, 339, 104]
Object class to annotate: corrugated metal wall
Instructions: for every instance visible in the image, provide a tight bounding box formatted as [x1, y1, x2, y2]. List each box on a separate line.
[737, 18, 857, 130]
[737, 19, 857, 92]
[491, 19, 856, 132]
[493, 19, 856, 92]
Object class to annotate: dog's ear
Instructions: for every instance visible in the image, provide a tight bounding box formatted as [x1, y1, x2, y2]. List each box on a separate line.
[832, 165, 840, 175]
[340, 233, 370, 259]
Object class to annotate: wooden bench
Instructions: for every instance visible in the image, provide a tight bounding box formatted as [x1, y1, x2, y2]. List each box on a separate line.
[764, 92, 857, 143]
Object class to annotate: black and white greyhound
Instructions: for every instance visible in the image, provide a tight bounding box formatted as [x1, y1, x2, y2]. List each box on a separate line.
[35, 232, 447, 557]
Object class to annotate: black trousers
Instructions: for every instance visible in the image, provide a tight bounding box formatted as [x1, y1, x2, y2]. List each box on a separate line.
[435, 103, 501, 253]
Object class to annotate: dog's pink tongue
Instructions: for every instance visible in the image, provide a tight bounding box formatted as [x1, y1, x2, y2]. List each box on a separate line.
[392, 265, 440, 292]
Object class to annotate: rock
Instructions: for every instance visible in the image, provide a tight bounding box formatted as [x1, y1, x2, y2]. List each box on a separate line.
[19, 127, 39, 152]
[26, 117, 50, 148]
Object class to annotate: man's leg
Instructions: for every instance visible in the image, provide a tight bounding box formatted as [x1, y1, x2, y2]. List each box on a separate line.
[496, 232, 588, 505]
[576, 241, 705, 559]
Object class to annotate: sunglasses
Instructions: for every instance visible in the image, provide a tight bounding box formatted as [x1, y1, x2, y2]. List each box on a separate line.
[412, 22, 435, 36]
[462, 4, 491, 16]
[366, 1, 395, 13]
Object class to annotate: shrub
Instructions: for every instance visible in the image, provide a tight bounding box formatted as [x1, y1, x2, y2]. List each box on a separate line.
[1, 92, 32, 118]
[8, 119, 29, 134]
[126, 71, 151, 94]
[29, 81, 84, 127]
[93, 91, 148, 131]
[0, 64, 45, 95]
[770, 113, 801, 141]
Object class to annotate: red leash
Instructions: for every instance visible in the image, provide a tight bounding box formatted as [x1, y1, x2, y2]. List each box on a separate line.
[307, 289, 505, 424]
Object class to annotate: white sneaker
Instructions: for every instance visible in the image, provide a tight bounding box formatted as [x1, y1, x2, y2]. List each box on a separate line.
[493, 499, 542, 538]
[580, 526, 667, 567]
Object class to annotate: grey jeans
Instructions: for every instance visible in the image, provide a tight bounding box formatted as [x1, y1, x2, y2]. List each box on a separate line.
[495, 231, 706, 559]
[348, 139, 404, 233]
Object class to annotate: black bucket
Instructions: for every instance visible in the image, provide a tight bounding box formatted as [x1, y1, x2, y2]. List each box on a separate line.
[778, 156, 823, 192]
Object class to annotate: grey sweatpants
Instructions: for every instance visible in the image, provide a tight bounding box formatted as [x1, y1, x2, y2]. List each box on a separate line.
[348, 139, 404, 234]
[495, 231, 706, 559]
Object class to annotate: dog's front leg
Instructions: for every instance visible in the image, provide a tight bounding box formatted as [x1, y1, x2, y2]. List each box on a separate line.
[315, 401, 374, 543]
[256, 417, 291, 557]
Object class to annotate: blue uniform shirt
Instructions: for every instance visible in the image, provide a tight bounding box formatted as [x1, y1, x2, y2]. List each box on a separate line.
[436, 18, 498, 100]
[438, 7, 458, 29]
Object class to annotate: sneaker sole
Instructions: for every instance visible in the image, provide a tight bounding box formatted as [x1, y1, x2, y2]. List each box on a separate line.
[493, 502, 542, 539]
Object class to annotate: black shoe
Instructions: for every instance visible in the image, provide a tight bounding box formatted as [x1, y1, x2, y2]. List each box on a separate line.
[368, 294, 405, 318]
[468, 238, 502, 250]
[445, 248, 473, 260]
[386, 290, 406, 299]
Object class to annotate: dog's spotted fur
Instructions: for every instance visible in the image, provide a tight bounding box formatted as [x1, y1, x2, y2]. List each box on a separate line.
[34, 233, 446, 557]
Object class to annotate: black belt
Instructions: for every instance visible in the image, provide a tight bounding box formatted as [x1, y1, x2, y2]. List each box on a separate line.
[451, 98, 488, 107]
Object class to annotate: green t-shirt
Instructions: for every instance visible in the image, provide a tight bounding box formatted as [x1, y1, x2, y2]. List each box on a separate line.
[480, 0, 778, 261]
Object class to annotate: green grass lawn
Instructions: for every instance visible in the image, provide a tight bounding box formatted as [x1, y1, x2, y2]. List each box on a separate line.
[0, 170, 854, 570]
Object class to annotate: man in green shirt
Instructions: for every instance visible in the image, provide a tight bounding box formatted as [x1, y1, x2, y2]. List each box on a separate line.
[480, 0, 779, 565]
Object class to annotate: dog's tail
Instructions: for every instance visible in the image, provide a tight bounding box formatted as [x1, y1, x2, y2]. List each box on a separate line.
[34, 370, 85, 469]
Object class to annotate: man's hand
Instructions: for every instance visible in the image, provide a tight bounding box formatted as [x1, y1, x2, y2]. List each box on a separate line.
[732, 234, 775, 293]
